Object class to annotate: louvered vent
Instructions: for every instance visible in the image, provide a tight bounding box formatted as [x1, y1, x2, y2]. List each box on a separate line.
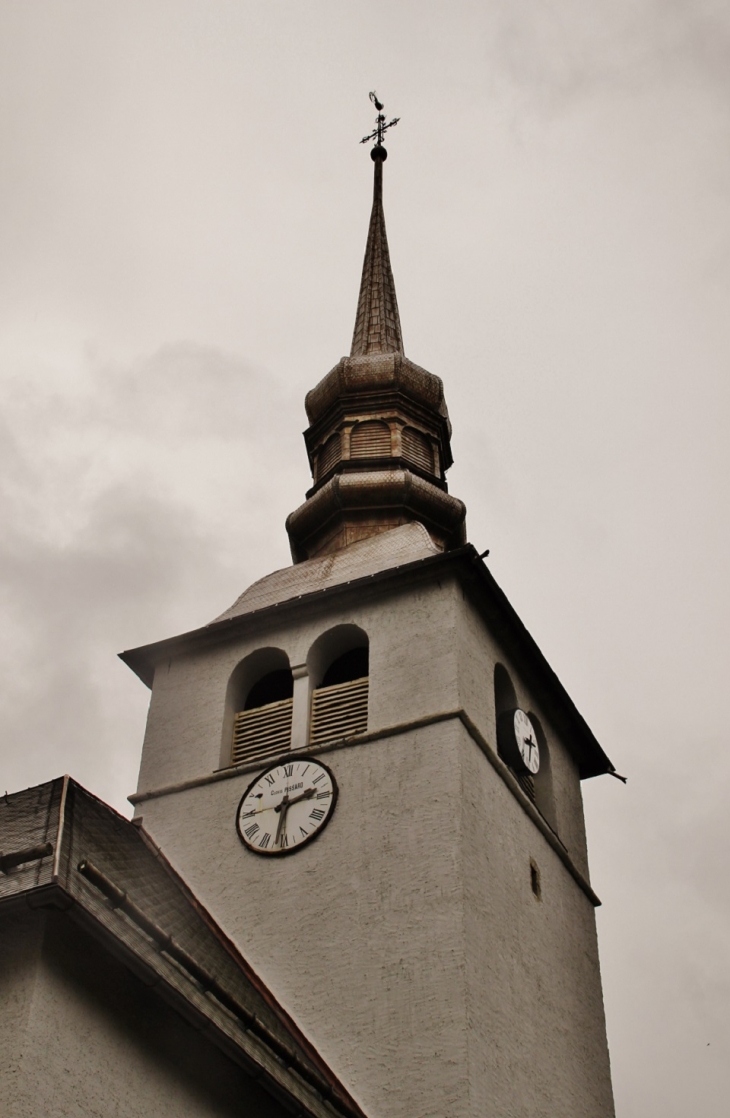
[310, 677, 369, 747]
[402, 426, 434, 474]
[232, 698, 293, 766]
[317, 433, 342, 479]
[350, 420, 391, 458]
[516, 772, 536, 803]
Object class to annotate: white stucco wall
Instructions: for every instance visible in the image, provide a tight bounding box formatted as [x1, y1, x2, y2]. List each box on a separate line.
[459, 737, 614, 1116]
[133, 571, 614, 1118]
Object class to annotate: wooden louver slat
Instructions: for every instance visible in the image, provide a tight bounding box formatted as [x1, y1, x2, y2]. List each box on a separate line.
[402, 426, 434, 474]
[232, 697, 293, 767]
[317, 433, 342, 479]
[310, 677, 369, 747]
[350, 421, 391, 458]
[516, 771, 536, 803]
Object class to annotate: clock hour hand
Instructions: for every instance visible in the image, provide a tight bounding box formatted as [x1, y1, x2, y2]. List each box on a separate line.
[281, 787, 316, 809]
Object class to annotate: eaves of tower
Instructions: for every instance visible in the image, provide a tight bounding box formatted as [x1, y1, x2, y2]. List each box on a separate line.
[120, 545, 614, 781]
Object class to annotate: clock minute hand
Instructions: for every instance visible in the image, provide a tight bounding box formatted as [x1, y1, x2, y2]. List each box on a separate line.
[275, 794, 290, 847]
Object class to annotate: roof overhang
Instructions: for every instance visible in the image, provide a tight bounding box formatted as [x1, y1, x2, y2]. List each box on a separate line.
[120, 546, 614, 780]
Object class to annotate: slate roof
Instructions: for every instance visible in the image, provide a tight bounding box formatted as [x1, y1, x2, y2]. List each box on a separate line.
[214, 522, 439, 623]
[0, 777, 366, 1118]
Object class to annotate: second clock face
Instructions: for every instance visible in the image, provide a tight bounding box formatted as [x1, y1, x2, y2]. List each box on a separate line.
[513, 709, 540, 774]
[236, 757, 337, 856]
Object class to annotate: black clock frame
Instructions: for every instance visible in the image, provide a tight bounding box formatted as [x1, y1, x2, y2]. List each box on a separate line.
[235, 754, 339, 857]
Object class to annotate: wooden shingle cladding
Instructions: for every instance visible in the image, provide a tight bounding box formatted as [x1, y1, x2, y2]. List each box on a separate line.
[289, 347, 464, 561]
[288, 142, 465, 558]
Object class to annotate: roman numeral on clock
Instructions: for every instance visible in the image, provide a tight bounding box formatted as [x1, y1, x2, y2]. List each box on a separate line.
[309, 808, 325, 822]
[244, 823, 260, 839]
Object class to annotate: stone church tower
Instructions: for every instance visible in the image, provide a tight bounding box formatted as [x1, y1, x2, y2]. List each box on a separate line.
[123, 118, 616, 1118]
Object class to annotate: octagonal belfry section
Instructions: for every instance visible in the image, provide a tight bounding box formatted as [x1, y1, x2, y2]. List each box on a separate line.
[286, 146, 466, 563]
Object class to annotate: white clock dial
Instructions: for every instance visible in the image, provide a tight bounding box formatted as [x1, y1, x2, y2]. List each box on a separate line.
[236, 757, 337, 856]
[513, 709, 540, 774]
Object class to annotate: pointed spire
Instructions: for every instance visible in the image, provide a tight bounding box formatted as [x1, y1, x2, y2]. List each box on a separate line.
[350, 148, 404, 357]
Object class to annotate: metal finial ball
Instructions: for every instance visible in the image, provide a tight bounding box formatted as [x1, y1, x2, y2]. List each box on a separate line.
[371, 145, 388, 162]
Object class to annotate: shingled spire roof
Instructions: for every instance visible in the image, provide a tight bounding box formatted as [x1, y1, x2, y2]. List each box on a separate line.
[285, 108, 466, 563]
[350, 148, 403, 356]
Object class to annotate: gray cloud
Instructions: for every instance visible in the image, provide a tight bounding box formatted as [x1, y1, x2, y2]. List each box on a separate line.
[0, 342, 302, 807]
[485, 0, 730, 106]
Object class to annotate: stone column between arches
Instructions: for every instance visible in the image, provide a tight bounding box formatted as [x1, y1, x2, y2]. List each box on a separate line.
[290, 663, 310, 753]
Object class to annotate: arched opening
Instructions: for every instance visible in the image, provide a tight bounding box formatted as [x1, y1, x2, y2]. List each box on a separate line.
[244, 669, 293, 709]
[494, 663, 518, 748]
[321, 647, 369, 687]
[224, 648, 294, 768]
[308, 625, 369, 746]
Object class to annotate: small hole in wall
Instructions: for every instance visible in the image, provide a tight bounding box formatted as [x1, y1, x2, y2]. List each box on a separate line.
[530, 860, 541, 901]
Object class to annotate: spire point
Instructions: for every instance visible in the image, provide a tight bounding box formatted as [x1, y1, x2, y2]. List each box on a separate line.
[351, 93, 402, 357]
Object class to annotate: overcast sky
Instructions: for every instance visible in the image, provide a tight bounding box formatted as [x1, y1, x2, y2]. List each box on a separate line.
[1, 2, 728, 1114]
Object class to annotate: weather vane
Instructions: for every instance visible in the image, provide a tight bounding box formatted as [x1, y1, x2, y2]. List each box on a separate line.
[360, 91, 399, 149]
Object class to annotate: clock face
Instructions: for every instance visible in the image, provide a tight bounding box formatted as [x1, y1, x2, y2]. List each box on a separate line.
[513, 709, 540, 774]
[236, 757, 337, 856]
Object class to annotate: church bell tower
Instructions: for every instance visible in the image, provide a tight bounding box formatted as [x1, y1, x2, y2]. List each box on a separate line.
[123, 99, 616, 1118]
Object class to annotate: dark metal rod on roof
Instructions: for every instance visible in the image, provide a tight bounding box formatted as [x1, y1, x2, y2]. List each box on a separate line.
[0, 842, 53, 874]
[76, 858, 363, 1118]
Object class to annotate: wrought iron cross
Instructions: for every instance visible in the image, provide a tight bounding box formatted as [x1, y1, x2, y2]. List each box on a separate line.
[360, 91, 400, 148]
